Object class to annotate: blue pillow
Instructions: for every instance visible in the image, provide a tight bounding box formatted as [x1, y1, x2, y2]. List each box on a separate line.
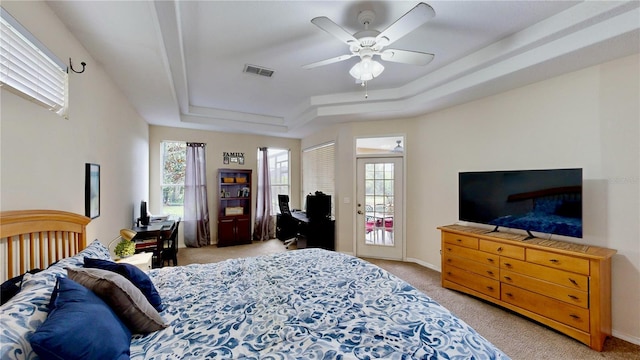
[29, 277, 131, 360]
[84, 257, 163, 311]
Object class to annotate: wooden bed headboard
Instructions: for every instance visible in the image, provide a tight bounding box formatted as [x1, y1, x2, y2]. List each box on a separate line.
[0, 210, 90, 282]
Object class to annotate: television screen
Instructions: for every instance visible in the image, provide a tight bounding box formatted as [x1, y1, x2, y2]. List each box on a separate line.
[459, 168, 582, 238]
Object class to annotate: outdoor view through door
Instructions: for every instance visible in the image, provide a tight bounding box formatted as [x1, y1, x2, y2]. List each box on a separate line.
[356, 157, 403, 260]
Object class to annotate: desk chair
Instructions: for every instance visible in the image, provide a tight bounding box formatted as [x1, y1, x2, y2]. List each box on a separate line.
[161, 220, 180, 266]
[276, 195, 301, 249]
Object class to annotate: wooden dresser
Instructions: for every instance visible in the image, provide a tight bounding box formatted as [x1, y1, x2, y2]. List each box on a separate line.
[438, 224, 616, 351]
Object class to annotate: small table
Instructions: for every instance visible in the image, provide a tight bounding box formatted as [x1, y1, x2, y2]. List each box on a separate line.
[116, 252, 153, 271]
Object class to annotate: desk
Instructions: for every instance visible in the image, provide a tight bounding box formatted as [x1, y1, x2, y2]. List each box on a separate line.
[277, 211, 335, 250]
[131, 217, 179, 267]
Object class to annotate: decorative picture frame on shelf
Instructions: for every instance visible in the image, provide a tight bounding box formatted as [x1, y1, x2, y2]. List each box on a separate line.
[85, 163, 100, 219]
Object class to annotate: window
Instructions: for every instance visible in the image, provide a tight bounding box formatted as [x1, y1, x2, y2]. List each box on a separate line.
[161, 141, 186, 217]
[302, 142, 335, 213]
[0, 7, 68, 117]
[258, 148, 290, 214]
[356, 136, 404, 155]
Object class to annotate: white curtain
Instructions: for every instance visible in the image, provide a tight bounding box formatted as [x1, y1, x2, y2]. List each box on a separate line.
[254, 147, 275, 240]
[184, 143, 210, 247]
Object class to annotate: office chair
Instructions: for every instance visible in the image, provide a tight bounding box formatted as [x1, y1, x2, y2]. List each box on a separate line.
[277, 195, 300, 249]
[161, 220, 180, 266]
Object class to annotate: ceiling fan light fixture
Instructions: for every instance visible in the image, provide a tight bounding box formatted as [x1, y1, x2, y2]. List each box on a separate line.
[392, 140, 404, 153]
[349, 56, 384, 81]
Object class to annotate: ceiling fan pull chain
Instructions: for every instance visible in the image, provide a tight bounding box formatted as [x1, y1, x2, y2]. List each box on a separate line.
[364, 81, 368, 99]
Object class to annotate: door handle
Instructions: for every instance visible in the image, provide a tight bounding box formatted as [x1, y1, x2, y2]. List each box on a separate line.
[357, 210, 363, 214]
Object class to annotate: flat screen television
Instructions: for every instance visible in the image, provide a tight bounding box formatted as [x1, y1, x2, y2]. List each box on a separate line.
[459, 168, 582, 238]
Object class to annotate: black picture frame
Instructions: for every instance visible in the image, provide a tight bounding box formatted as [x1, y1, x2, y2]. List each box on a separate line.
[85, 163, 100, 219]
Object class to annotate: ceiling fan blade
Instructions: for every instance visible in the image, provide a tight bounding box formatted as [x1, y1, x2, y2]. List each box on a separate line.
[311, 16, 359, 46]
[376, 2, 435, 47]
[302, 54, 356, 69]
[380, 49, 434, 66]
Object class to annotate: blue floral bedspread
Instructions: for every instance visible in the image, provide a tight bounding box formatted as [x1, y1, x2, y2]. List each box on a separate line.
[132, 249, 509, 359]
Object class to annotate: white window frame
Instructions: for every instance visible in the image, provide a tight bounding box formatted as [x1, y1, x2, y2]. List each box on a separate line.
[1, 7, 68, 117]
[161, 141, 186, 217]
[259, 148, 290, 214]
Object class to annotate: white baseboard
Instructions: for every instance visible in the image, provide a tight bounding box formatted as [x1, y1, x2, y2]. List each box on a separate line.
[612, 330, 640, 346]
[405, 257, 441, 272]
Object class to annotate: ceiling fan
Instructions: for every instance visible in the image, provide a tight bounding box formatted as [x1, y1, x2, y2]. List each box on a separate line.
[303, 2, 436, 83]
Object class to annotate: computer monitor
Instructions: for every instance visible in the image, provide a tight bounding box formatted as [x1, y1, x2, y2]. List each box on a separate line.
[306, 192, 331, 220]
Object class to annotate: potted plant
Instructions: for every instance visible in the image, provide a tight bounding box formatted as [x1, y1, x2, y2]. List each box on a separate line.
[114, 239, 135, 258]
[113, 229, 137, 258]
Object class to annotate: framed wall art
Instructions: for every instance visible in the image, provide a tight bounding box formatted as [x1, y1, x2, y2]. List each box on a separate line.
[85, 163, 100, 219]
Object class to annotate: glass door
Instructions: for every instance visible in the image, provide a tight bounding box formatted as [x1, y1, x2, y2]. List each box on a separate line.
[356, 157, 403, 260]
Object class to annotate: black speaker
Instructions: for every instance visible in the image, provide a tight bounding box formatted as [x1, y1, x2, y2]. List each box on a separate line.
[140, 201, 150, 226]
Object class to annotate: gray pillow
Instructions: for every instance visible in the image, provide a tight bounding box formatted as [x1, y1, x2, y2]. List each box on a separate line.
[66, 267, 167, 334]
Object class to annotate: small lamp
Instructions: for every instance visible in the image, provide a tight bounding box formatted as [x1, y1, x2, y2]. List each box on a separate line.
[109, 229, 137, 258]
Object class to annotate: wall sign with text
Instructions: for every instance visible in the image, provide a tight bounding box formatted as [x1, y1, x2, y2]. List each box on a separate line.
[223, 152, 244, 165]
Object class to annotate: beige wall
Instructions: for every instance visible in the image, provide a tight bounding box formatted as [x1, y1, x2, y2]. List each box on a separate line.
[412, 55, 639, 343]
[303, 54, 639, 344]
[0, 1, 149, 244]
[149, 126, 301, 245]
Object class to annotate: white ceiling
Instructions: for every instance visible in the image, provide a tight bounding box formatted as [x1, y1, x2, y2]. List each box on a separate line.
[47, 1, 639, 139]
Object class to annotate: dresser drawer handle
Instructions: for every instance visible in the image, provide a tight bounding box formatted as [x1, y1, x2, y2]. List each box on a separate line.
[456, 238, 463, 243]
[505, 292, 513, 297]
[487, 258, 495, 263]
[549, 259, 560, 264]
[486, 286, 494, 291]
[496, 247, 503, 252]
[569, 314, 581, 320]
[569, 278, 578, 286]
[447, 258, 452, 263]
[504, 263, 512, 268]
[568, 295, 579, 300]
[487, 271, 494, 276]
[503, 276, 512, 281]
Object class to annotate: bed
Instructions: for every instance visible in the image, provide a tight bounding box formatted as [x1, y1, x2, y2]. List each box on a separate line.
[1, 210, 509, 359]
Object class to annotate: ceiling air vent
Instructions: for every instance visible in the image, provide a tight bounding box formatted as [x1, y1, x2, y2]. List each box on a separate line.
[243, 64, 274, 77]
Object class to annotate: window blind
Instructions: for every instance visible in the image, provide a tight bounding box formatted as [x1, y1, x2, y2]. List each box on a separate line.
[302, 142, 335, 211]
[0, 8, 68, 116]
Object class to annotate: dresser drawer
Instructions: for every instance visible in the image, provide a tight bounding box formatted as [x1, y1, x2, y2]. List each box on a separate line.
[501, 269, 588, 308]
[443, 264, 500, 299]
[502, 284, 590, 332]
[500, 258, 588, 290]
[443, 243, 499, 266]
[480, 239, 525, 260]
[444, 254, 499, 280]
[443, 232, 478, 249]
[527, 249, 590, 275]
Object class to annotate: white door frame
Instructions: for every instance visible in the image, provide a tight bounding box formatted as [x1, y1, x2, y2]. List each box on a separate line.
[354, 156, 405, 260]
